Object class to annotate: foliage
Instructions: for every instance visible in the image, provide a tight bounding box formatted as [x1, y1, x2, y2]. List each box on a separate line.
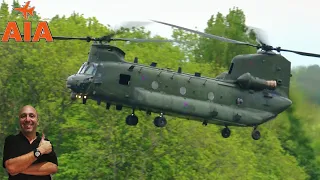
[292, 65, 320, 104]
[0, 2, 319, 179]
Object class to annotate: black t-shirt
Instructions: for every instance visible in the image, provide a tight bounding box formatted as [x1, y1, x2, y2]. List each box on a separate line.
[2, 131, 58, 180]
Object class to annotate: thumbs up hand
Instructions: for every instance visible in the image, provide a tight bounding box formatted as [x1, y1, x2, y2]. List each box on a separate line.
[38, 133, 52, 155]
[39, 133, 45, 146]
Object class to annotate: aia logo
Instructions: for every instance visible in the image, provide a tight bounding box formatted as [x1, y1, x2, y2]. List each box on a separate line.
[2, 1, 53, 42]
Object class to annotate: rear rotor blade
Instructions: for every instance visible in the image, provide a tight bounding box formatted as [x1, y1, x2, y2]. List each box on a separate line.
[111, 37, 180, 43]
[276, 48, 320, 58]
[150, 19, 259, 48]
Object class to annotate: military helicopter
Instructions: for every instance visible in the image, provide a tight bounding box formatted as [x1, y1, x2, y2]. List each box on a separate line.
[62, 21, 320, 140]
[9, 19, 314, 140]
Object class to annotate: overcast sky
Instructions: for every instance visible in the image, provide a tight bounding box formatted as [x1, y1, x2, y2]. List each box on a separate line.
[12, 0, 320, 68]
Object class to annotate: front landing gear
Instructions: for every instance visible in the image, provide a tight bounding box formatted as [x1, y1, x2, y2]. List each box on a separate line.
[126, 109, 138, 126]
[202, 120, 208, 126]
[251, 126, 261, 140]
[126, 114, 138, 126]
[221, 127, 231, 138]
[154, 113, 167, 127]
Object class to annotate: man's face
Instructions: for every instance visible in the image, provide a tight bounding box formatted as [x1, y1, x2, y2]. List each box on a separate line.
[19, 106, 39, 134]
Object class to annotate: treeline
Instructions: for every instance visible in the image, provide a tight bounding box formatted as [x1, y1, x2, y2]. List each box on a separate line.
[0, 1, 319, 179]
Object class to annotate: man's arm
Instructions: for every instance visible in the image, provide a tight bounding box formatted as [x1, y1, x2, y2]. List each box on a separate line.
[3, 136, 38, 175]
[20, 162, 58, 176]
[4, 139, 53, 175]
[20, 141, 58, 176]
[5, 151, 37, 175]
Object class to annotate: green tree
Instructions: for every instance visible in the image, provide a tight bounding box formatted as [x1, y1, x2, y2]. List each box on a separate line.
[0, 4, 318, 180]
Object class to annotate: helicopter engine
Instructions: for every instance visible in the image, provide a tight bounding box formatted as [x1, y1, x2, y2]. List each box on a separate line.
[236, 72, 277, 90]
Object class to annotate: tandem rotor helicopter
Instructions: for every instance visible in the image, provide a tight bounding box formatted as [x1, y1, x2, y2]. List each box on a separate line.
[61, 19, 320, 140]
[6, 20, 320, 140]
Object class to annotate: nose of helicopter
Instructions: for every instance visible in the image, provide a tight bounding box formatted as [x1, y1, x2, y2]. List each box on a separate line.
[66, 74, 93, 94]
[66, 76, 74, 88]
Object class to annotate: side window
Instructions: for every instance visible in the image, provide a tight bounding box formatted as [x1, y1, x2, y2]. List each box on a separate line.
[228, 63, 234, 74]
[119, 74, 131, 85]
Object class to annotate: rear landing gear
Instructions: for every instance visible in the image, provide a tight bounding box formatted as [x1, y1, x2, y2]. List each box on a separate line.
[154, 113, 167, 127]
[251, 126, 261, 140]
[221, 126, 231, 138]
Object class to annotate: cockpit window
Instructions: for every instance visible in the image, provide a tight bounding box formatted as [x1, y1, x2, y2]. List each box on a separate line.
[84, 65, 95, 75]
[77, 63, 86, 74]
[77, 63, 97, 75]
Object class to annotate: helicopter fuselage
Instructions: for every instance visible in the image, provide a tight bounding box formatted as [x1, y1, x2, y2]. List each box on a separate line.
[67, 60, 292, 127]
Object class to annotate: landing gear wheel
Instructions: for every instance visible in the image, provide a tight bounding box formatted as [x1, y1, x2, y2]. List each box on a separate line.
[251, 129, 260, 140]
[221, 127, 231, 138]
[126, 114, 138, 126]
[202, 120, 208, 126]
[154, 116, 167, 127]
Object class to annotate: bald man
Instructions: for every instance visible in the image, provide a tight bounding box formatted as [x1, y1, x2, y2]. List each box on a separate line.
[2, 105, 58, 179]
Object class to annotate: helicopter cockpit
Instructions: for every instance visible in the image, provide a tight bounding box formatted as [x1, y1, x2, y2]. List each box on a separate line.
[77, 62, 98, 75]
[66, 62, 99, 95]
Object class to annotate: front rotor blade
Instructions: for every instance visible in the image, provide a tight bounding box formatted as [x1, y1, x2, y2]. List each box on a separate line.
[52, 36, 91, 41]
[0, 32, 117, 42]
[0, 32, 93, 41]
[112, 38, 180, 43]
[246, 26, 270, 46]
[278, 48, 320, 58]
[151, 19, 258, 48]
